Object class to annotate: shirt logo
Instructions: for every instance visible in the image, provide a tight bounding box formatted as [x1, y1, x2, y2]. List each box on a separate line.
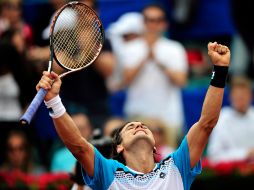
[159, 172, 166, 179]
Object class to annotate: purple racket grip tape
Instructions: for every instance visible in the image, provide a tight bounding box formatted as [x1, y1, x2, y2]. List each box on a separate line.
[20, 88, 47, 125]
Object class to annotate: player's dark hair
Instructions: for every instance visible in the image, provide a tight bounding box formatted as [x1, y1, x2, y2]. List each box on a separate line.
[111, 122, 131, 165]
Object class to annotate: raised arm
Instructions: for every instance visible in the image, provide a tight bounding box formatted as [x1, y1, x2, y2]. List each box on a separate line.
[187, 42, 230, 168]
[36, 71, 95, 177]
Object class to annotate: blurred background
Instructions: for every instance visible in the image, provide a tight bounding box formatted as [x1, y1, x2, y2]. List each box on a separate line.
[0, 0, 254, 189]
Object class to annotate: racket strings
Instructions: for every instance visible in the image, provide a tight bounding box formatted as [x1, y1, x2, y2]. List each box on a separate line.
[77, 8, 102, 67]
[53, 10, 79, 67]
[53, 3, 103, 70]
[77, 27, 100, 67]
[72, 7, 102, 68]
[57, 9, 82, 67]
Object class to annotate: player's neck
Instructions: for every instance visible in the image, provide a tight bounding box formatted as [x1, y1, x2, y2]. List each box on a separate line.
[124, 143, 155, 174]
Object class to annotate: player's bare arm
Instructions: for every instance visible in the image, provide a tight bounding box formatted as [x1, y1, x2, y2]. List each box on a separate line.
[187, 42, 230, 168]
[36, 71, 95, 177]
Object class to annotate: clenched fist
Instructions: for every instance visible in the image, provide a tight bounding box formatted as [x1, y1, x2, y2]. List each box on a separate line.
[208, 42, 230, 67]
[36, 71, 62, 101]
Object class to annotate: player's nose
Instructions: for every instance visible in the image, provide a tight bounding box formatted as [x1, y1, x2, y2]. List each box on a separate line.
[135, 122, 143, 129]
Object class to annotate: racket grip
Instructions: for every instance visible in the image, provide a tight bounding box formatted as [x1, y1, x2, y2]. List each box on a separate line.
[20, 88, 47, 125]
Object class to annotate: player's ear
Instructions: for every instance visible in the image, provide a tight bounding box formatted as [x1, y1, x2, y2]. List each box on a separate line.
[153, 147, 157, 154]
[117, 144, 124, 154]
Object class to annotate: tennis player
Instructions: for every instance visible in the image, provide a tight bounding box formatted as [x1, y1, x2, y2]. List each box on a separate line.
[37, 42, 230, 190]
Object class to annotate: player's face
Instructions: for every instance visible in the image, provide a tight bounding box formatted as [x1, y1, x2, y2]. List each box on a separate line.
[119, 121, 155, 150]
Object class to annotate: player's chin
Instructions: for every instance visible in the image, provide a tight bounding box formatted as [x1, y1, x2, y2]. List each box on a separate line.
[132, 133, 154, 144]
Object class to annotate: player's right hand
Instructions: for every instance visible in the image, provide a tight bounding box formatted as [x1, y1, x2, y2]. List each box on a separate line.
[36, 71, 62, 101]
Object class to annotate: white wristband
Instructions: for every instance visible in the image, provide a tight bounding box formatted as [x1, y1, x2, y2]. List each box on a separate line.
[44, 95, 66, 118]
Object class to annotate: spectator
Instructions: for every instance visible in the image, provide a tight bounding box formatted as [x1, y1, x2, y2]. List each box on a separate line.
[207, 76, 254, 163]
[122, 4, 188, 135]
[51, 113, 93, 173]
[0, 29, 36, 121]
[106, 12, 144, 117]
[106, 12, 144, 92]
[0, 0, 33, 45]
[0, 1, 9, 34]
[0, 130, 45, 174]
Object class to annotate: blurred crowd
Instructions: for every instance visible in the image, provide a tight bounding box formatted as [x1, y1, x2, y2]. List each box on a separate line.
[0, 0, 254, 186]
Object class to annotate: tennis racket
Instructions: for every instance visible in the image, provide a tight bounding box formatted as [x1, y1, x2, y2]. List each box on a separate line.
[20, 1, 104, 125]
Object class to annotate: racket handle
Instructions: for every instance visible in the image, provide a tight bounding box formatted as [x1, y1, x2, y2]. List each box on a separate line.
[20, 88, 47, 125]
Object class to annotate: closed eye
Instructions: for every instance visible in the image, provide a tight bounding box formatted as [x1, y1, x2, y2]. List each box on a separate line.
[142, 124, 148, 129]
[139, 123, 148, 129]
[127, 125, 134, 130]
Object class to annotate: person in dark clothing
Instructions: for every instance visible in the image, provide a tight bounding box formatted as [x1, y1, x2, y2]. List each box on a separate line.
[0, 29, 37, 120]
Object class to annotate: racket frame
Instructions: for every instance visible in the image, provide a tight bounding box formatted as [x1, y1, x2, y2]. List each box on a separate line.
[20, 1, 104, 125]
[50, 1, 104, 78]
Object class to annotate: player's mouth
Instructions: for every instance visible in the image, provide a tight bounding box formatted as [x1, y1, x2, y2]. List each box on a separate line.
[134, 129, 147, 135]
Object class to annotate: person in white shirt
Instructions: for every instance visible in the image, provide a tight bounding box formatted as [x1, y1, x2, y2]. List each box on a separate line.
[207, 76, 254, 163]
[122, 4, 188, 132]
[106, 12, 144, 92]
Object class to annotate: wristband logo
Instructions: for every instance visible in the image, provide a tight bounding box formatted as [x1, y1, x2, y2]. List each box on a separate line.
[211, 71, 215, 79]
